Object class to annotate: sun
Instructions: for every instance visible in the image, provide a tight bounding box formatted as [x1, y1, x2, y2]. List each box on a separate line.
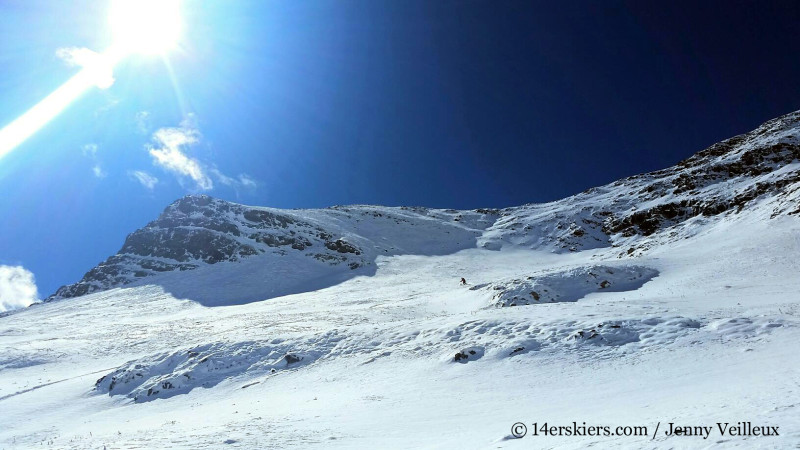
[0, 0, 186, 159]
[109, 0, 183, 55]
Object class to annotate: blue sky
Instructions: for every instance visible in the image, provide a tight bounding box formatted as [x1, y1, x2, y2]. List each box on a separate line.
[1, 0, 799, 301]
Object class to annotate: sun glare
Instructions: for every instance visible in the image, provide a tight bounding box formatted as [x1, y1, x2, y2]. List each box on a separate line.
[0, 1, 185, 160]
[109, 0, 183, 55]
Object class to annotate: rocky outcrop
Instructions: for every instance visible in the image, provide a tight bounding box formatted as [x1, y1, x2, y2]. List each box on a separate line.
[483, 110, 800, 253]
[48, 110, 800, 301]
[47, 196, 488, 301]
[48, 196, 373, 300]
[473, 265, 659, 308]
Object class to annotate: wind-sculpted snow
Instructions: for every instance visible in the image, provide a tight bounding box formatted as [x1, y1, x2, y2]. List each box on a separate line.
[707, 317, 786, 340]
[471, 265, 658, 307]
[433, 317, 702, 360]
[433, 315, 791, 363]
[0, 348, 55, 371]
[95, 332, 341, 402]
[93, 311, 789, 403]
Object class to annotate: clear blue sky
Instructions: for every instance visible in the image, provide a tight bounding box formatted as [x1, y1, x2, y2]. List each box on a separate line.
[1, 0, 799, 298]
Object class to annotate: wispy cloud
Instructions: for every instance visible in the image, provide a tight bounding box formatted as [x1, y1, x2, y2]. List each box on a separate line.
[145, 115, 257, 193]
[92, 165, 107, 178]
[210, 168, 235, 186]
[81, 143, 106, 178]
[238, 174, 257, 189]
[135, 111, 151, 134]
[210, 169, 258, 192]
[82, 143, 98, 157]
[148, 116, 213, 190]
[129, 170, 158, 190]
[56, 47, 115, 90]
[94, 98, 120, 117]
[0, 265, 39, 312]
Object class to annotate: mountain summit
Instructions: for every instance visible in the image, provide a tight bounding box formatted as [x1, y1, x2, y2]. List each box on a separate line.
[48, 110, 800, 303]
[7, 110, 800, 449]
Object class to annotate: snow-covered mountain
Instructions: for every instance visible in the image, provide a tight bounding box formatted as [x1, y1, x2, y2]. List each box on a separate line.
[47, 196, 492, 305]
[49, 110, 800, 302]
[3, 111, 800, 449]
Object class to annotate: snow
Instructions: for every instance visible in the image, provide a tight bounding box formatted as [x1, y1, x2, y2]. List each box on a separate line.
[1, 111, 799, 448]
[475, 264, 659, 307]
[1, 209, 799, 448]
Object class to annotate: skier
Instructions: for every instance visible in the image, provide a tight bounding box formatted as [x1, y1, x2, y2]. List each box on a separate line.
[460, 277, 467, 285]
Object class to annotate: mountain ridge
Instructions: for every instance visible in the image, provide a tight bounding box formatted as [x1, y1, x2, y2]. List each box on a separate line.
[47, 110, 800, 302]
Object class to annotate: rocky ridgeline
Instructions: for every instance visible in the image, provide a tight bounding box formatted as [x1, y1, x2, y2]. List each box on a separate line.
[48, 196, 375, 300]
[483, 110, 800, 255]
[49, 111, 800, 300]
[47, 197, 492, 301]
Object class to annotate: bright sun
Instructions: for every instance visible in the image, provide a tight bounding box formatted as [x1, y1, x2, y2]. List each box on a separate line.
[0, 0, 185, 159]
[109, 0, 183, 55]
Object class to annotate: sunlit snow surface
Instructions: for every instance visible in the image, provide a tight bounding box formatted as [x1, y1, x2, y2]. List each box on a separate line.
[4, 110, 800, 448]
[1, 206, 799, 448]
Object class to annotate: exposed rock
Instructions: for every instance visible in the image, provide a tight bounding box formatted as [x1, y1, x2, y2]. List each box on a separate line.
[47, 196, 483, 301]
[284, 353, 302, 365]
[324, 239, 361, 255]
[453, 346, 484, 363]
[484, 265, 658, 308]
[46, 111, 800, 302]
[488, 111, 800, 250]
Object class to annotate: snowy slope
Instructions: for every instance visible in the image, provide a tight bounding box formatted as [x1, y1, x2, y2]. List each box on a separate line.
[49, 111, 800, 303]
[1, 111, 800, 448]
[482, 110, 800, 255]
[47, 197, 494, 305]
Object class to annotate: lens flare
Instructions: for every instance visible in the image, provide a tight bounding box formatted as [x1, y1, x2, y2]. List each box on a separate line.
[0, 1, 183, 160]
[0, 52, 121, 160]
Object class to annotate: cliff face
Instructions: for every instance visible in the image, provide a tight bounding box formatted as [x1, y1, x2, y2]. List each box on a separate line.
[48, 110, 800, 301]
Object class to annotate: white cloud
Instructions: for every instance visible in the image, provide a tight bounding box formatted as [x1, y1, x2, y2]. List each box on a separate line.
[56, 47, 115, 89]
[82, 143, 98, 157]
[146, 115, 256, 193]
[210, 169, 257, 192]
[130, 170, 158, 190]
[210, 168, 235, 186]
[238, 174, 257, 189]
[81, 144, 106, 178]
[93, 164, 107, 178]
[148, 117, 213, 190]
[0, 265, 39, 312]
